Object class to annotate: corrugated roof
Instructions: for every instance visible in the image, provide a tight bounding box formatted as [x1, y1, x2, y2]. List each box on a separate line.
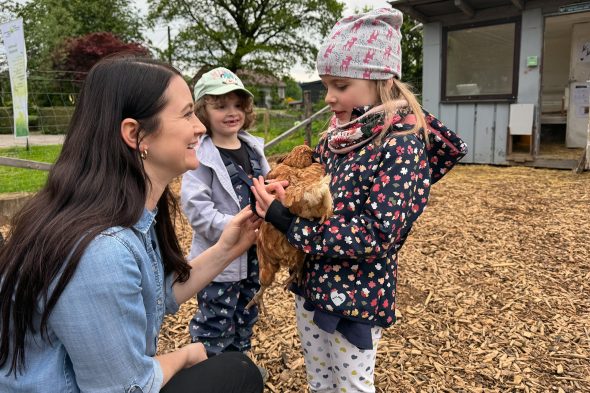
[389, 0, 522, 22]
[388, 0, 587, 24]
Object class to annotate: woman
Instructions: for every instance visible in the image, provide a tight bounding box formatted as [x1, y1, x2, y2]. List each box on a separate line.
[0, 56, 264, 393]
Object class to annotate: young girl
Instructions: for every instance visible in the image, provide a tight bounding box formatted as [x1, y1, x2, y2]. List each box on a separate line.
[0, 57, 263, 393]
[251, 8, 467, 393]
[181, 68, 270, 361]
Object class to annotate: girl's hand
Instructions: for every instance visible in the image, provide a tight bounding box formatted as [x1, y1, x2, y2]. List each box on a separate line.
[251, 176, 288, 218]
[183, 342, 208, 368]
[217, 206, 262, 256]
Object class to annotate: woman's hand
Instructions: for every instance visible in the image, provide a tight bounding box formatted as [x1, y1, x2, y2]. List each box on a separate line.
[251, 176, 288, 218]
[174, 207, 263, 305]
[183, 342, 208, 368]
[157, 342, 208, 386]
[217, 206, 262, 257]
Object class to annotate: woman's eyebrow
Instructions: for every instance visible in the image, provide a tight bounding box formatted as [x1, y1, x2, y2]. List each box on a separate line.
[181, 102, 194, 112]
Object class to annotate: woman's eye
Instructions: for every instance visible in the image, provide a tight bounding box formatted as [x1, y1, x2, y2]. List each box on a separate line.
[185, 111, 193, 118]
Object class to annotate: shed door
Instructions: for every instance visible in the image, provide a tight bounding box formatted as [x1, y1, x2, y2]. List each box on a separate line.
[567, 22, 590, 148]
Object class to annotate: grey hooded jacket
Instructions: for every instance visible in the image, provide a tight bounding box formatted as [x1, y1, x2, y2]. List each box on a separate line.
[180, 131, 270, 282]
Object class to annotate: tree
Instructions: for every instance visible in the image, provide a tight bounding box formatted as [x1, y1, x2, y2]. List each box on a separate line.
[148, 0, 344, 76]
[283, 76, 302, 101]
[400, 17, 423, 93]
[2, 0, 146, 71]
[54, 32, 150, 79]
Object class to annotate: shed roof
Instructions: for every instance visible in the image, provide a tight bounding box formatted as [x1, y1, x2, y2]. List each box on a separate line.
[388, 0, 588, 25]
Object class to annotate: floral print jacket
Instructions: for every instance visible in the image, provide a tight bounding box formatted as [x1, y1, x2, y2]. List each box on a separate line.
[287, 106, 467, 328]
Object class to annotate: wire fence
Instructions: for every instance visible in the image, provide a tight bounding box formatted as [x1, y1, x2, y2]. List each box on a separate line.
[0, 69, 85, 135]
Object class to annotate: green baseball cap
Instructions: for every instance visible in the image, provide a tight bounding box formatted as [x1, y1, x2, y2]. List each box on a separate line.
[194, 67, 254, 101]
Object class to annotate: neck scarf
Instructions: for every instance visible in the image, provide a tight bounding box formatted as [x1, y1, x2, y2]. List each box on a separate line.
[327, 101, 409, 154]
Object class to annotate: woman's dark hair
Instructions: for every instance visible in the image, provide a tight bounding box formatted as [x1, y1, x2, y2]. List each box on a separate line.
[0, 56, 190, 375]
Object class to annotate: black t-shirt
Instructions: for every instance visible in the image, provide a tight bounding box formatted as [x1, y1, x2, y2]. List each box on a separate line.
[217, 142, 252, 175]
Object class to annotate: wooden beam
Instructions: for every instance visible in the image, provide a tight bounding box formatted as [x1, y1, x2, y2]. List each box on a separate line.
[454, 0, 475, 18]
[391, 4, 429, 23]
[434, 4, 520, 27]
[265, 106, 330, 150]
[0, 156, 52, 171]
[510, 0, 525, 10]
[389, 0, 438, 6]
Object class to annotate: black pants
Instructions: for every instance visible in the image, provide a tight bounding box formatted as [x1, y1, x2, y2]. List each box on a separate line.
[160, 352, 263, 393]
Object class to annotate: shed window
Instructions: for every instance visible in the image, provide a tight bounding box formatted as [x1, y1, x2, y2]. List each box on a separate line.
[443, 20, 520, 101]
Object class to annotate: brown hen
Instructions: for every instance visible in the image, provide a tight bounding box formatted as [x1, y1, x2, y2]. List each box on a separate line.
[246, 145, 333, 312]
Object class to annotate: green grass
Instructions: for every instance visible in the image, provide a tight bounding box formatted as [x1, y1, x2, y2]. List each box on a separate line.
[251, 109, 332, 157]
[0, 145, 61, 193]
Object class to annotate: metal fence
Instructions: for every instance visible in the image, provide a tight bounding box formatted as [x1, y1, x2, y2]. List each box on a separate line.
[0, 70, 84, 135]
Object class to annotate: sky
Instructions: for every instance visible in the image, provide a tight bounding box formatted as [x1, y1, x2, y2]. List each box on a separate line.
[134, 0, 393, 82]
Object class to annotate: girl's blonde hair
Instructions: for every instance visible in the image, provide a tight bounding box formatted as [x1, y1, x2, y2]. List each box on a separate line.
[195, 91, 256, 135]
[376, 78, 428, 145]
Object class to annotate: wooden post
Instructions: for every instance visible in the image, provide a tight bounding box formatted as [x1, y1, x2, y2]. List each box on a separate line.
[263, 109, 270, 142]
[303, 91, 312, 146]
[574, 81, 590, 173]
[167, 26, 173, 65]
[264, 106, 330, 150]
[586, 83, 590, 170]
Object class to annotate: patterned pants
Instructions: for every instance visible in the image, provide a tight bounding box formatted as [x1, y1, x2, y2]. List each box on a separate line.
[295, 295, 382, 393]
[190, 252, 260, 356]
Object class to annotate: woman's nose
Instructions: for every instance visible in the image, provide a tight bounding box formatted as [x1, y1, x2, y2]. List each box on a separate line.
[194, 116, 206, 135]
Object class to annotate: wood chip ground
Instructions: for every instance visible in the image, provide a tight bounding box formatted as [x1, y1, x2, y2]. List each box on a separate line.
[162, 165, 590, 392]
[2, 164, 588, 392]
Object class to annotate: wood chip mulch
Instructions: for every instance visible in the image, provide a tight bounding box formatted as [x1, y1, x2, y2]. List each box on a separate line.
[2, 164, 588, 392]
[161, 164, 590, 392]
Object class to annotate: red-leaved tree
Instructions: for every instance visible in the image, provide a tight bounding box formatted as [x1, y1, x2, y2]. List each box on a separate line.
[53, 32, 150, 80]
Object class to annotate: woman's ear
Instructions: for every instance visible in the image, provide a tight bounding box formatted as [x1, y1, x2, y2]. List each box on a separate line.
[120, 118, 140, 150]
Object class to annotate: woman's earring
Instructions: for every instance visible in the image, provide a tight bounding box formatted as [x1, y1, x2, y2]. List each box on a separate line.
[140, 148, 148, 160]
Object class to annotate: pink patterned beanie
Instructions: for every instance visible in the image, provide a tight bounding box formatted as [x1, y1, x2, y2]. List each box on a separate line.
[316, 8, 403, 80]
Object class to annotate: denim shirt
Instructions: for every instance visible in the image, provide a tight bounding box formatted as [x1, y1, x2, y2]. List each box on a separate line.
[0, 209, 180, 393]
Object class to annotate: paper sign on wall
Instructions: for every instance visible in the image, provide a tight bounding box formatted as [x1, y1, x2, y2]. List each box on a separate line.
[573, 85, 589, 118]
[579, 41, 590, 62]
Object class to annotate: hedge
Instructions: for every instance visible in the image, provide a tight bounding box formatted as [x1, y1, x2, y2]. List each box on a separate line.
[37, 106, 74, 134]
[0, 107, 45, 134]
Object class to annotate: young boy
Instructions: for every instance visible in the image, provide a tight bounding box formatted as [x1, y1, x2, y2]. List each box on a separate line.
[180, 68, 270, 371]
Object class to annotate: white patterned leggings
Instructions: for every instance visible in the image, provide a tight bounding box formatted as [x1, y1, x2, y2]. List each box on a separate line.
[294, 295, 382, 393]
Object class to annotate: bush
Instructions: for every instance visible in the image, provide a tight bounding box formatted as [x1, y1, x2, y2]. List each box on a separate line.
[38, 107, 75, 134]
[0, 107, 13, 135]
[0, 108, 42, 135]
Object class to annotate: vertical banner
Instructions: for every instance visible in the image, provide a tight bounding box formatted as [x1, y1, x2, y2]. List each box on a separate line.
[0, 18, 28, 138]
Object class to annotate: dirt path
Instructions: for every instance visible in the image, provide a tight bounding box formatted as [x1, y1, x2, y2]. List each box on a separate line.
[0, 132, 64, 148]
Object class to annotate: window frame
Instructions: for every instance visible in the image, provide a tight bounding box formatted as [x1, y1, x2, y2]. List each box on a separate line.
[441, 17, 521, 103]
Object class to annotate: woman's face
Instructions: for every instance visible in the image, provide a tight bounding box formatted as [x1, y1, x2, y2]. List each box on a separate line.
[142, 75, 206, 179]
[321, 75, 379, 123]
